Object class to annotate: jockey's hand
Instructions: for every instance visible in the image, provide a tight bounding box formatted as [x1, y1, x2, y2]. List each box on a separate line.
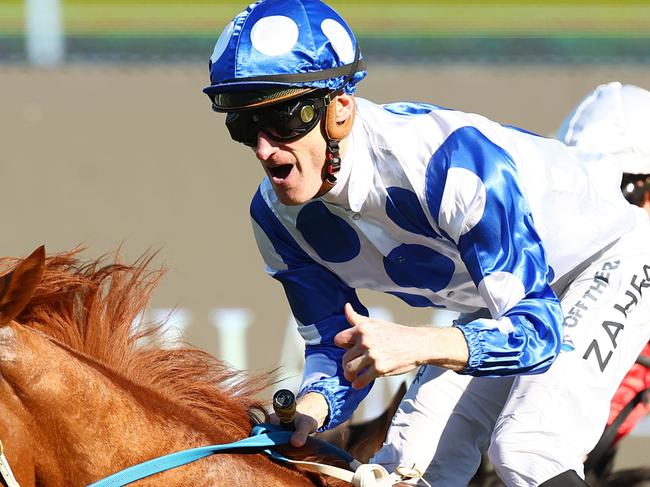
[270, 392, 329, 448]
[334, 303, 424, 389]
[335, 303, 470, 389]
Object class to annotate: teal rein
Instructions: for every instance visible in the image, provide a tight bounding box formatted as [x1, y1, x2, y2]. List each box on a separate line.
[87, 423, 356, 487]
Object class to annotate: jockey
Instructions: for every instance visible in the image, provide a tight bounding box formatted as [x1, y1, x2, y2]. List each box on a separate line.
[203, 1, 650, 485]
[557, 81, 650, 448]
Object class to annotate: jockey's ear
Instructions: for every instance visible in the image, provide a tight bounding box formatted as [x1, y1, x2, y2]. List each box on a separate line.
[0, 246, 45, 325]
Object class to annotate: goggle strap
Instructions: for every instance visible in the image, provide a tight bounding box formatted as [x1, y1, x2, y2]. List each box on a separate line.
[220, 50, 364, 85]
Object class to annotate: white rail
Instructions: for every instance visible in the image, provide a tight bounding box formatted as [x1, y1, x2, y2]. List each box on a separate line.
[25, 0, 64, 66]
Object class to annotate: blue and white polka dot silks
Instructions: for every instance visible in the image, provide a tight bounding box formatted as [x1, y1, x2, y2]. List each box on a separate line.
[204, 0, 366, 96]
[250, 98, 636, 430]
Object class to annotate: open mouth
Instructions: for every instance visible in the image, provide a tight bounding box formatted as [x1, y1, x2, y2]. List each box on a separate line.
[268, 164, 293, 180]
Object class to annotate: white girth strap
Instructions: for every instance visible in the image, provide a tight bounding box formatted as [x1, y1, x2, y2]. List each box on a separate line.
[0, 440, 20, 487]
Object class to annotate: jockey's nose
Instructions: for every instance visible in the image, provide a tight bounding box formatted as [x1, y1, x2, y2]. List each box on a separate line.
[254, 132, 280, 161]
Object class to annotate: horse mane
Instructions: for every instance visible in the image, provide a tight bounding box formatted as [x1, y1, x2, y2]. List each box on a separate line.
[0, 248, 272, 436]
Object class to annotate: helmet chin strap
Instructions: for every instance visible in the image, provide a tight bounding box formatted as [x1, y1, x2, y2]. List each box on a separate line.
[314, 97, 355, 198]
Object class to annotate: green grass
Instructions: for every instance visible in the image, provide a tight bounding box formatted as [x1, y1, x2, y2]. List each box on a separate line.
[2, 2, 650, 36]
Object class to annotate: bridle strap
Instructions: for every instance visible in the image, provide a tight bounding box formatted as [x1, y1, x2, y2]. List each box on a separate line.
[0, 440, 21, 487]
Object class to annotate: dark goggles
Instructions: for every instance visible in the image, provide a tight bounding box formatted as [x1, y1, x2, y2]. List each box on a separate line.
[225, 91, 333, 147]
[621, 173, 650, 206]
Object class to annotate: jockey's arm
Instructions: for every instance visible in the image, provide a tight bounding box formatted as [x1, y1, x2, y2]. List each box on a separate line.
[335, 130, 566, 388]
[334, 307, 469, 390]
[420, 130, 565, 377]
[251, 190, 374, 436]
[292, 316, 470, 446]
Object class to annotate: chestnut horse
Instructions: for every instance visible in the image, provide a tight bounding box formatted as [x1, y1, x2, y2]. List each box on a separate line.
[0, 247, 350, 486]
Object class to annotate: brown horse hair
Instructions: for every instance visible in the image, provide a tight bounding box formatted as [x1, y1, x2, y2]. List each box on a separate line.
[0, 248, 273, 441]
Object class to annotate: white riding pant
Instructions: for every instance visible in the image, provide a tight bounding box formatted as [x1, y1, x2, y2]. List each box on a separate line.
[371, 211, 650, 486]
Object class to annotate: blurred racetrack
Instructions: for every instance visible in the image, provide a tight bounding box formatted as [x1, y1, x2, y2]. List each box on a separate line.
[1, 0, 649, 475]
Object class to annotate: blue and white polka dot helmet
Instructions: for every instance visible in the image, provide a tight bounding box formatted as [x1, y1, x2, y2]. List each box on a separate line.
[203, 0, 366, 111]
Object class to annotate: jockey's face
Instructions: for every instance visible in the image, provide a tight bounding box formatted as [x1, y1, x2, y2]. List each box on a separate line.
[253, 94, 353, 205]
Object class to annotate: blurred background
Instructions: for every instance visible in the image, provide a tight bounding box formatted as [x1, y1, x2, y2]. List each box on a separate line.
[1, 0, 649, 474]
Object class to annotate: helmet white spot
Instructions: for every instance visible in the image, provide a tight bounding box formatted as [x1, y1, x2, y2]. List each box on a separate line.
[321, 18, 354, 63]
[250, 15, 299, 56]
[211, 21, 234, 63]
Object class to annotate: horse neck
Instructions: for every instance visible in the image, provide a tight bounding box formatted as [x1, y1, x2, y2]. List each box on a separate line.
[1, 322, 191, 483]
[0, 323, 327, 486]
